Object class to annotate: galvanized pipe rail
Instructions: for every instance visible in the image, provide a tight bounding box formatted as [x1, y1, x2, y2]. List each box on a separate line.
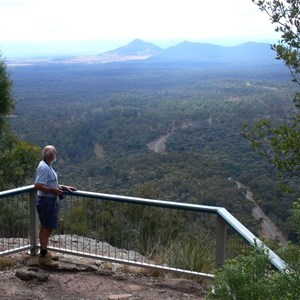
[0, 185, 286, 279]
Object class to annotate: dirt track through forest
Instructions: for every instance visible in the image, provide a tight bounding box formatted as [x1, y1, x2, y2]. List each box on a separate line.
[147, 133, 170, 153]
[230, 178, 287, 245]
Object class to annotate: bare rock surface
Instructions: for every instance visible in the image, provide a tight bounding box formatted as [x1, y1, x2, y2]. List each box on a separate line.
[0, 252, 207, 299]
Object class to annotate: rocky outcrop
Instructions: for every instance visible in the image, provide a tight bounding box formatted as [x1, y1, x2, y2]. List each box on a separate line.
[0, 239, 206, 299]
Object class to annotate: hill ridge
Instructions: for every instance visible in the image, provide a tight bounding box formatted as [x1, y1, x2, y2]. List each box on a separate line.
[6, 38, 280, 66]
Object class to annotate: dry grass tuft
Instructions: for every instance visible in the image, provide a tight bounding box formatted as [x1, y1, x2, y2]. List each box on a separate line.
[0, 257, 16, 270]
[120, 264, 164, 277]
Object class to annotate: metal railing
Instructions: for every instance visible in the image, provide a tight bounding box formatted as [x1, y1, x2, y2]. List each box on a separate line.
[0, 185, 286, 279]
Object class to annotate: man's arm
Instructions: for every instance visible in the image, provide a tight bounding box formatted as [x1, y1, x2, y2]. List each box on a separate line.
[35, 183, 63, 196]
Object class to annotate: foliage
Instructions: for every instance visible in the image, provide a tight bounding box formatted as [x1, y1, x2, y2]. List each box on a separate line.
[205, 245, 300, 300]
[253, 0, 300, 106]
[206, 2, 300, 299]
[242, 116, 300, 194]
[61, 199, 186, 254]
[0, 55, 14, 133]
[0, 197, 29, 237]
[0, 55, 40, 190]
[244, 0, 300, 194]
[166, 234, 215, 273]
[0, 127, 40, 190]
[206, 247, 274, 300]
[8, 60, 295, 237]
[289, 198, 300, 238]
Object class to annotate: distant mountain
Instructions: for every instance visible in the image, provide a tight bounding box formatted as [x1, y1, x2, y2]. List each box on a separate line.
[148, 41, 278, 65]
[6, 39, 282, 67]
[96, 40, 279, 66]
[222, 42, 278, 65]
[102, 39, 162, 56]
[95, 39, 163, 63]
[153, 41, 224, 61]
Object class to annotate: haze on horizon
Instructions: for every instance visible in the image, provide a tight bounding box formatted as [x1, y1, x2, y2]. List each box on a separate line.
[0, 0, 280, 57]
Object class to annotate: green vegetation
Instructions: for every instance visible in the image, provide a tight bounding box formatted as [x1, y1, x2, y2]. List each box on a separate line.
[0, 196, 29, 237]
[57, 197, 218, 274]
[166, 235, 215, 273]
[0, 57, 14, 131]
[1, 0, 299, 287]
[8, 60, 296, 239]
[206, 1, 300, 298]
[206, 246, 300, 300]
[2, 0, 300, 285]
[0, 55, 40, 190]
[0, 54, 40, 245]
[244, 0, 300, 194]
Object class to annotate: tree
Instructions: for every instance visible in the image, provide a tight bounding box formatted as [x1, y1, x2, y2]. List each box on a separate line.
[0, 130, 40, 189]
[253, 0, 300, 106]
[0, 55, 15, 133]
[0, 54, 40, 190]
[243, 0, 300, 194]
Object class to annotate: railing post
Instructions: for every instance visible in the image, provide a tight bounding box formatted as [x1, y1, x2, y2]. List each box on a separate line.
[215, 215, 227, 268]
[29, 191, 39, 255]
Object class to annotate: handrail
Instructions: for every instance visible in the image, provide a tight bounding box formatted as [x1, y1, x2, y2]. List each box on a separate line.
[0, 185, 35, 198]
[217, 208, 286, 271]
[0, 185, 287, 271]
[73, 189, 222, 213]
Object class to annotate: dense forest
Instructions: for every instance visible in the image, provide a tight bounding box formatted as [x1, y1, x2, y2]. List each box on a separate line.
[8, 59, 297, 239]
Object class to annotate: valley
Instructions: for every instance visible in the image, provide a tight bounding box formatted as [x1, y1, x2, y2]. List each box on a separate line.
[7, 43, 297, 242]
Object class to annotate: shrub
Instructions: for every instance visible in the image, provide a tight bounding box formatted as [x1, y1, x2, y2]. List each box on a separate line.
[205, 245, 300, 300]
[166, 235, 215, 274]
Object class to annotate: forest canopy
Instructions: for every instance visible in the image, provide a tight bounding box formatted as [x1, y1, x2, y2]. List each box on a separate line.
[8, 58, 295, 239]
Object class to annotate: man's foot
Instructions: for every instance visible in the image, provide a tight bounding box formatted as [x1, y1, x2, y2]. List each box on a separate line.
[48, 252, 59, 261]
[39, 254, 58, 268]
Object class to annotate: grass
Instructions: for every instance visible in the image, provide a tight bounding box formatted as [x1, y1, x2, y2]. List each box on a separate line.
[0, 257, 16, 270]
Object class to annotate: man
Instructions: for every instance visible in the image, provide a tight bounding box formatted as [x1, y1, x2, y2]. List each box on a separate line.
[34, 145, 77, 268]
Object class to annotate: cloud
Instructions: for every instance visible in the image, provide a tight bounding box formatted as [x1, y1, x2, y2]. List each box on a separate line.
[0, 0, 279, 43]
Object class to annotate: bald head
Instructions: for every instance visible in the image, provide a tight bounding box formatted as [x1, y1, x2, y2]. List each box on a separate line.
[42, 145, 57, 159]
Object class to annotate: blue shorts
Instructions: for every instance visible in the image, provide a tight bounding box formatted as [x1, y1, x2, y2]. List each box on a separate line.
[36, 196, 59, 229]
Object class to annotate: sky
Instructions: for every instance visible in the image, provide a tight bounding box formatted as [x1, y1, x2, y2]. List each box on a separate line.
[0, 0, 281, 56]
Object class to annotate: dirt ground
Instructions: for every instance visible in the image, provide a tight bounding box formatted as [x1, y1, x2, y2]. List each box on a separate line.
[0, 252, 208, 300]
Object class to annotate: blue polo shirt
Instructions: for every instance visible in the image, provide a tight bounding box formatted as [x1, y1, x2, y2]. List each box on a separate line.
[35, 160, 59, 198]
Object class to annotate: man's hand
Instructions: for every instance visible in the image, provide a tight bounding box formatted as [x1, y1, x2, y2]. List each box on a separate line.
[61, 185, 77, 192]
[54, 187, 64, 196]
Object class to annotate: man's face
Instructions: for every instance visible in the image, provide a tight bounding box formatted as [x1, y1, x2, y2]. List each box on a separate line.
[50, 149, 57, 164]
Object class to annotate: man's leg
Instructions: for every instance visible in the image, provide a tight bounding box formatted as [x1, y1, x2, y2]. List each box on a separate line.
[39, 226, 58, 268]
[39, 226, 52, 252]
